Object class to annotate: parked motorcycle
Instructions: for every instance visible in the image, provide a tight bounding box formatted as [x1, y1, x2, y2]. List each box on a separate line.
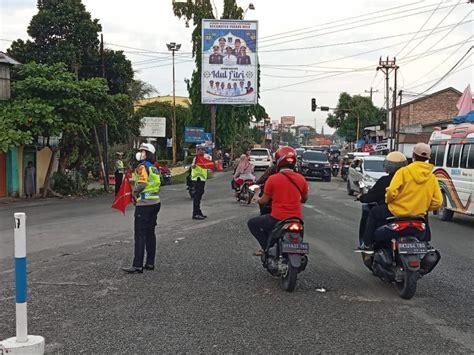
[360, 216, 440, 299]
[159, 166, 172, 186]
[331, 163, 339, 177]
[260, 217, 309, 292]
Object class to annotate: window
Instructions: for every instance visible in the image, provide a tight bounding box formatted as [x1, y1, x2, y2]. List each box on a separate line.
[250, 149, 269, 156]
[460, 144, 470, 168]
[469, 144, 474, 169]
[303, 151, 328, 162]
[432, 144, 446, 166]
[363, 160, 385, 172]
[446, 144, 461, 168]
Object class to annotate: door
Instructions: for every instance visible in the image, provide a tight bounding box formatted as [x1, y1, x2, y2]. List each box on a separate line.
[349, 159, 363, 191]
[0, 152, 6, 197]
[22, 148, 37, 196]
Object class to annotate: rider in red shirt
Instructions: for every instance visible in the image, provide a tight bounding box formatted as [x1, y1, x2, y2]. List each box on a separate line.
[247, 147, 308, 256]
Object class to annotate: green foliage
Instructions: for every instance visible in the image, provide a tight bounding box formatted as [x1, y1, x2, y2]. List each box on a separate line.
[172, 0, 267, 151]
[326, 92, 385, 142]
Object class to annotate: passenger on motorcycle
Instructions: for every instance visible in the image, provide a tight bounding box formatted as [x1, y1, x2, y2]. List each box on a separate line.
[361, 143, 443, 252]
[247, 147, 308, 256]
[233, 148, 255, 193]
[355, 151, 407, 245]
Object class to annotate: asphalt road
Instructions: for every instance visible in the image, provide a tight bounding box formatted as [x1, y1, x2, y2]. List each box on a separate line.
[1, 171, 473, 353]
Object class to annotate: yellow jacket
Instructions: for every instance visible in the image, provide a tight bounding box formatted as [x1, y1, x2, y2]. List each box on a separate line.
[385, 161, 443, 216]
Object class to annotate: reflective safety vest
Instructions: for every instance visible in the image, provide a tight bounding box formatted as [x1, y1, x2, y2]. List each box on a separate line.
[191, 165, 208, 182]
[115, 159, 124, 173]
[133, 161, 161, 201]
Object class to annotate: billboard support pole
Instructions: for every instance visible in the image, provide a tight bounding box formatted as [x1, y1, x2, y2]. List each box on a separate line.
[211, 104, 217, 161]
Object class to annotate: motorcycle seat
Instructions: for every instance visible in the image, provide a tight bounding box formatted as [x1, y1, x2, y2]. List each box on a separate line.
[385, 216, 426, 223]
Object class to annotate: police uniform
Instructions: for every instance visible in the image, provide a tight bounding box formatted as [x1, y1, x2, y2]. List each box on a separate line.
[114, 158, 124, 195]
[237, 55, 251, 65]
[191, 157, 208, 219]
[132, 160, 161, 269]
[209, 53, 223, 64]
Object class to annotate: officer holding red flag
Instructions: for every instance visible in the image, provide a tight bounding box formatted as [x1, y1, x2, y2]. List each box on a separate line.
[122, 143, 161, 274]
[191, 144, 214, 220]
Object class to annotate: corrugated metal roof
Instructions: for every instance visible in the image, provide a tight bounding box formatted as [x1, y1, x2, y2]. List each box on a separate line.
[0, 52, 21, 65]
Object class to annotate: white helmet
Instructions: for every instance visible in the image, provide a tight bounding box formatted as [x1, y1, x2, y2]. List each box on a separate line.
[138, 143, 156, 154]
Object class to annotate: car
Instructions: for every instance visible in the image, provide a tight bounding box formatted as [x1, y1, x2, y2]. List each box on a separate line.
[298, 150, 331, 181]
[295, 148, 305, 159]
[249, 148, 272, 170]
[347, 155, 387, 195]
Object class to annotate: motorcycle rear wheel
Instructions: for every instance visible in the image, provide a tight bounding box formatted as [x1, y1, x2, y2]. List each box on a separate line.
[281, 264, 298, 292]
[395, 269, 418, 299]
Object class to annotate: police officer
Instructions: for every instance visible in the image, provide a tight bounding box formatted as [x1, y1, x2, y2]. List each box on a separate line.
[122, 143, 161, 273]
[114, 152, 125, 196]
[191, 144, 208, 220]
[209, 45, 223, 64]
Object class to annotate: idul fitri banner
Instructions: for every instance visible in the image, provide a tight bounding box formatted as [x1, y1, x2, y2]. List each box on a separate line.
[201, 19, 258, 105]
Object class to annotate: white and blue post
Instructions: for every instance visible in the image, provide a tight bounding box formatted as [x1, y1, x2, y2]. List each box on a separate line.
[0, 213, 45, 354]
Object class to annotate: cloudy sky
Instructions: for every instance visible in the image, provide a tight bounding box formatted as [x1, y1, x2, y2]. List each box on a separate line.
[1, 0, 472, 133]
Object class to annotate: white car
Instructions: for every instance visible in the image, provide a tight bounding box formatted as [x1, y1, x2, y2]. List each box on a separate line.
[347, 155, 387, 195]
[249, 148, 273, 170]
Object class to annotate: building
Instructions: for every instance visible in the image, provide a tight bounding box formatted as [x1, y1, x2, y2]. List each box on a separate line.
[134, 95, 191, 111]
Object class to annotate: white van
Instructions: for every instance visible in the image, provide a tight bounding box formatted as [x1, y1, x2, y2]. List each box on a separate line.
[429, 123, 474, 221]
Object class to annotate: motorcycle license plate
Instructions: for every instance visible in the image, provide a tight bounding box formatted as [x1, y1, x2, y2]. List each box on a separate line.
[398, 241, 427, 254]
[282, 242, 309, 254]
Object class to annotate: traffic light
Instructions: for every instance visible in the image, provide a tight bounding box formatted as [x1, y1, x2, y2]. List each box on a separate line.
[311, 98, 317, 112]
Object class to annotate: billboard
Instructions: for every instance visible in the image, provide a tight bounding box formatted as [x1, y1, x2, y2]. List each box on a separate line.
[281, 116, 295, 126]
[140, 117, 166, 137]
[201, 19, 258, 105]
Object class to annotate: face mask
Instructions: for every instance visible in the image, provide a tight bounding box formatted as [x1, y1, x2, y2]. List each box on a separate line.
[135, 151, 145, 161]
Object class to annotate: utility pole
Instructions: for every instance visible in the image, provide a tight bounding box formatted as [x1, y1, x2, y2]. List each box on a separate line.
[377, 57, 398, 150]
[211, 105, 217, 160]
[167, 42, 181, 164]
[395, 90, 403, 151]
[100, 33, 109, 192]
[364, 87, 379, 103]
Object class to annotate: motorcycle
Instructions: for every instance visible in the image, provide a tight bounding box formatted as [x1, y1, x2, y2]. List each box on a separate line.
[341, 163, 349, 181]
[360, 216, 441, 299]
[159, 165, 172, 186]
[260, 216, 309, 292]
[234, 177, 256, 204]
[331, 163, 339, 177]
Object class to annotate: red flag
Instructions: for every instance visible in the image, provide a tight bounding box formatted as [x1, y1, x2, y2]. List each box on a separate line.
[112, 177, 133, 214]
[195, 155, 215, 170]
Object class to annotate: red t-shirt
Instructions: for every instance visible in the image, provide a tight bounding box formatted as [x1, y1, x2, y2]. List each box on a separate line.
[264, 170, 308, 220]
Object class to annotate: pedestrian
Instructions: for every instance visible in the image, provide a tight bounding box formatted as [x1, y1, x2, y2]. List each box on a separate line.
[191, 144, 212, 220]
[24, 161, 35, 198]
[122, 143, 161, 274]
[114, 152, 125, 196]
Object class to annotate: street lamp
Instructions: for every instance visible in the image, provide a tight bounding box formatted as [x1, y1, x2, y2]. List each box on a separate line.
[166, 42, 181, 164]
[243, 3, 255, 18]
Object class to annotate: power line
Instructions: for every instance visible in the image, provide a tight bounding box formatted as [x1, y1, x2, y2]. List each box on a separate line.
[401, 0, 463, 59]
[403, 62, 472, 91]
[395, 0, 443, 57]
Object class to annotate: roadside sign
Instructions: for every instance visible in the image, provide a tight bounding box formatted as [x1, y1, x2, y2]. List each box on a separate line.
[140, 117, 166, 137]
[185, 127, 205, 143]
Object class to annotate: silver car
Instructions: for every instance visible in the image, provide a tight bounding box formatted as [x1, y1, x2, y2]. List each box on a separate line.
[347, 155, 387, 195]
[249, 148, 272, 170]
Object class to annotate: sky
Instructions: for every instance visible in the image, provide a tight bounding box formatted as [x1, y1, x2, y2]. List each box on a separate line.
[1, 0, 472, 134]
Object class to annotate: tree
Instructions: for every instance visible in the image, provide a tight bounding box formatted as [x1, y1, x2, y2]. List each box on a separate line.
[326, 92, 385, 142]
[7, 0, 134, 95]
[128, 79, 158, 101]
[0, 62, 131, 194]
[172, 0, 267, 151]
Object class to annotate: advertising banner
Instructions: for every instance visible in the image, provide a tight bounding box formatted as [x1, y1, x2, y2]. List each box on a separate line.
[184, 127, 205, 143]
[201, 19, 258, 105]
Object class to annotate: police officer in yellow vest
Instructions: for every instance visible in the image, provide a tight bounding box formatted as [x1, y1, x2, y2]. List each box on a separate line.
[191, 144, 208, 220]
[114, 152, 125, 196]
[122, 143, 161, 274]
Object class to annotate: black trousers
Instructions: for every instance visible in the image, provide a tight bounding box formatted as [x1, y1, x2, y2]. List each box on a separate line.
[247, 214, 279, 249]
[114, 171, 123, 196]
[363, 204, 393, 245]
[358, 204, 372, 244]
[193, 179, 205, 216]
[133, 203, 161, 268]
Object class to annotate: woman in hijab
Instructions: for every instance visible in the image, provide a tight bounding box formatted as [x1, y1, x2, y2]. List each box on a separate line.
[233, 149, 255, 193]
[24, 161, 35, 198]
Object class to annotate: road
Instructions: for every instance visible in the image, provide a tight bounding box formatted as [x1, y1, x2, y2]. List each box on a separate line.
[1, 171, 473, 353]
